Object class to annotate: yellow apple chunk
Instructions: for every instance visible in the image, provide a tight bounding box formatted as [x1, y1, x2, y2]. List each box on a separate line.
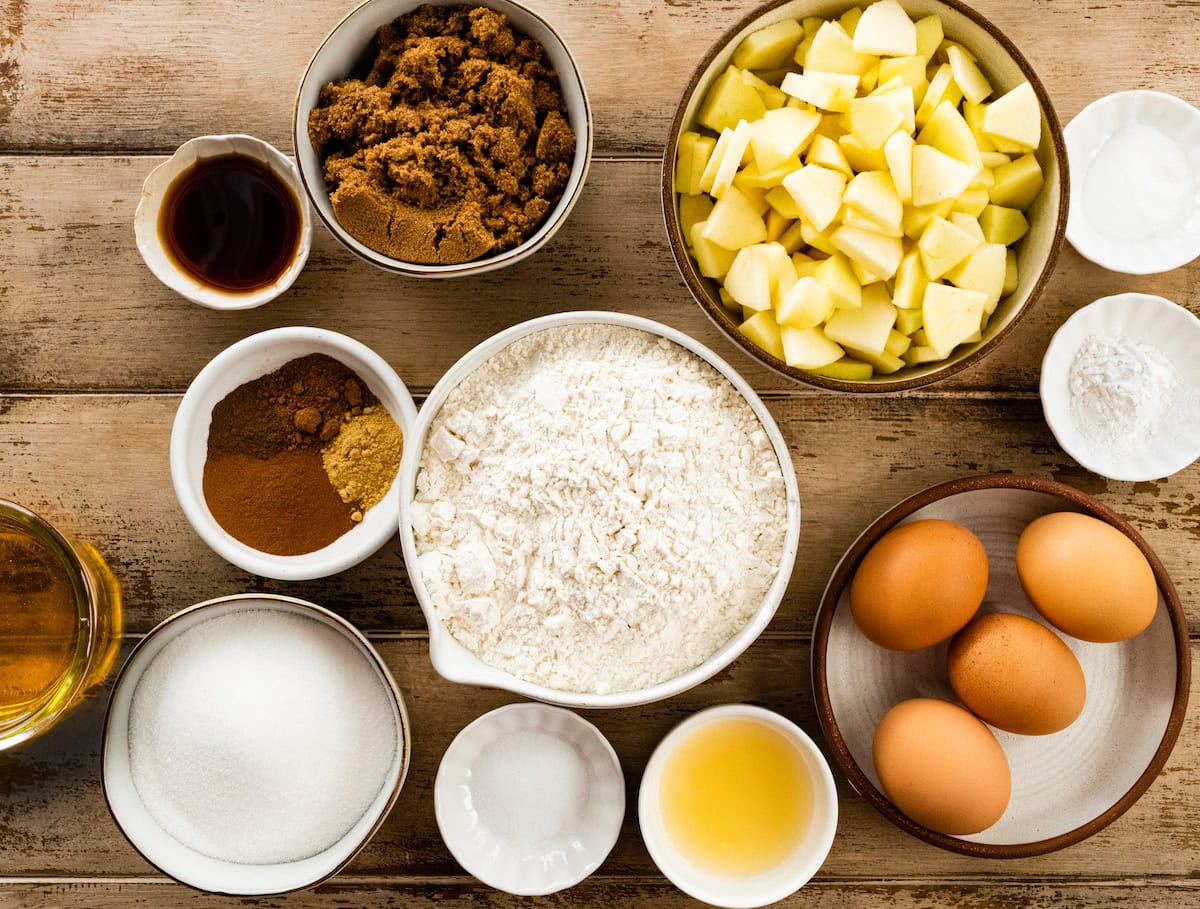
[781, 325, 845, 368]
[806, 20, 877, 75]
[679, 194, 714, 240]
[946, 44, 992, 104]
[849, 95, 904, 149]
[892, 248, 928, 309]
[982, 82, 1041, 151]
[814, 252, 863, 309]
[946, 242, 1007, 312]
[690, 221, 737, 278]
[806, 133, 854, 175]
[918, 215, 980, 280]
[853, 1, 916, 57]
[781, 70, 860, 112]
[914, 15, 943, 59]
[844, 170, 904, 234]
[698, 66, 768, 134]
[782, 164, 847, 232]
[884, 130, 915, 203]
[922, 283, 989, 355]
[733, 18, 805, 70]
[702, 186, 769, 249]
[911, 144, 979, 207]
[823, 289, 897, 355]
[917, 100, 983, 169]
[776, 275, 835, 328]
[989, 153, 1044, 209]
[739, 310, 786, 359]
[979, 204, 1030, 245]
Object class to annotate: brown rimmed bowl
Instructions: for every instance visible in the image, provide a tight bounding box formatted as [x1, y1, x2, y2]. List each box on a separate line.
[663, 0, 1070, 392]
[812, 475, 1190, 857]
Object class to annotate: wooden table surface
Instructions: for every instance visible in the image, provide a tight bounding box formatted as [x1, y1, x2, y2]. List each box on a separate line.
[1, 0, 1198, 905]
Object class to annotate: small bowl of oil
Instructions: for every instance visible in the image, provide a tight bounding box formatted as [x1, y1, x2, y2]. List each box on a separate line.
[638, 704, 838, 908]
[134, 134, 313, 310]
[0, 500, 122, 751]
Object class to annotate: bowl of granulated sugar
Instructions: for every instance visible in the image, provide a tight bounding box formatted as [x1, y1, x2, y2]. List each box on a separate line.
[399, 311, 801, 709]
[101, 594, 409, 895]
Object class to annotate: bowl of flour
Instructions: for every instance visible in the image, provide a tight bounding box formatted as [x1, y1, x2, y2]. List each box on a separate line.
[398, 312, 800, 708]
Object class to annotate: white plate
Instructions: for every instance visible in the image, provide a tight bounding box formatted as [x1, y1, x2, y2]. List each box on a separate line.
[813, 476, 1189, 857]
[434, 703, 624, 895]
[1040, 292, 1200, 482]
[1065, 90, 1200, 274]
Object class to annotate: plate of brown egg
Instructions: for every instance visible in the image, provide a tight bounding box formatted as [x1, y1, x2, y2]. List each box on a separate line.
[812, 474, 1190, 857]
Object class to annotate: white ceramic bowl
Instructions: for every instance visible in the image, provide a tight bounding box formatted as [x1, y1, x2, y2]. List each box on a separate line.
[397, 312, 801, 708]
[813, 475, 1191, 857]
[102, 594, 411, 895]
[134, 134, 313, 309]
[434, 702, 624, 895]
[1065, 90, 1200, 274]
[171, 327, 418, 580]
[638, 704, 839, 908]
[293, 0, 592, 277]
[1040, 293, 1200, 482]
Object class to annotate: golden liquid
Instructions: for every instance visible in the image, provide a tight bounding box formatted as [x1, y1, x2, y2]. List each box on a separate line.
[0, 510, 121, 742]
[659, 717, 813, 877]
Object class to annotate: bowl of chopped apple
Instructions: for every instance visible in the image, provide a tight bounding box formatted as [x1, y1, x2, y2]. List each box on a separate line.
[664, 0, 1068, 391]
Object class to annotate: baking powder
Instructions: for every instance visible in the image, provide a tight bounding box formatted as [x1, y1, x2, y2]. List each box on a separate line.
[412, 325, 789, 694]
[1068, 333, 1179, 452]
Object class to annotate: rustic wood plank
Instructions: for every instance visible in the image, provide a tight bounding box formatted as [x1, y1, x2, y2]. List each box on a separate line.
[0, 156, 1196, 395]
[0, 638, 1196, 881]
[1, 1, 1199, 155]
[0, 881, 1198, 908]
[3, 393, 1197, 635]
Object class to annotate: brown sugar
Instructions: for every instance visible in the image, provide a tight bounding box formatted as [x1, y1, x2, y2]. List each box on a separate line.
[307, 4, 576, 265]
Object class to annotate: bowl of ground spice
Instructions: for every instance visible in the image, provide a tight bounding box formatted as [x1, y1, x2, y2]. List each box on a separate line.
[171, 328, 417, 580]
[294, 0, 591, 276]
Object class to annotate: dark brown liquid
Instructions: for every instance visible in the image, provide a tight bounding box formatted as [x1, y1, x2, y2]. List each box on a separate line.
[159, 154, 301, 293]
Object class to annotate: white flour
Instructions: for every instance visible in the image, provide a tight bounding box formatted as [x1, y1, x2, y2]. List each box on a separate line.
[1068, 334, 1179, 452]
[412, 325, 788, 694]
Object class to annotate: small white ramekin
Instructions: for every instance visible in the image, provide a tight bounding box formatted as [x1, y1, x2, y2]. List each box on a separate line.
[1065, 91, 1200, 274]
[293, 0, 592, 277]
[171, 327, 417, 580]
[638, 704, 839, 908]
[397, 311, 801, 709]
[1040, 293, 1200, 481]
[102, 593, 411, 895]
[134, 134, 313, 309]
[434, 702, 624, 896]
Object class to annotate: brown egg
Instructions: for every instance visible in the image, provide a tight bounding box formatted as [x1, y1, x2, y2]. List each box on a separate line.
[1016, 512, 1158, 643]
[850, 519, 988, 651]
[948, 613, 1086, 735]
[873, 698, 1011, 835]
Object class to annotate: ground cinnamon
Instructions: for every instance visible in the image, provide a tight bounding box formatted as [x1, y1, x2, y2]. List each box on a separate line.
[307, 4, 576, 265]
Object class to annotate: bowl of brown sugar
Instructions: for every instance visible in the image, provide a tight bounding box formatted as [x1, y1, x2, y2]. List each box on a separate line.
[294, 0, 592, 277]
[170, 328, 417, 580]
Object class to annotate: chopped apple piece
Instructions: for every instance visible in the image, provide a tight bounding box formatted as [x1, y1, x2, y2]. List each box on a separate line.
[914, 15, 943, 59]
[839, 133, 890, 172]
[1004, 248, 1019, 294]
[765, 184, 802, 218]
[946, 242, 1007, 311]
[918, 215, 979, 279]
[690, 221, 737, 278]
[962, 100, 996, 151]
[686, 135, 717, 195]
[949, 211, 986, 244]
[979, 204, 1030, 245]
[892, 248, 927, 309]
[884, 328, 912, 357]
[711, 120, 756, 198]
[911, 144, 978, 206]
[831, 225, 904, 280]
[853, 0, 916, 56]
[765, 207, 791, 241]
[782, 164, 847, 232]
[733, 18, 805, 70]
[777, 276, 836, 328]
[781, 325, 844, 369]
[871, 81, 916, 134]
[809, 358, 875, 380]
[814, 253, 862, 309]
[724, 245, 773, 310]
[699, 127, 734, 194]
[878, 56, 929, 100]
[702, 186, 769, 249]
[806, 20, 877, 75]
[982, 82, 1041, 151]
[781, 70, 860, 112]
[916, 101, 983, 169]
[915, 63, 962, 128]
[895, 305, 923, 335]
[823, 289, 897, 355]
[903, 344, 944, 366]
[953, 188, 990, 217]
[989, 153, 1044, 209]
[844, 170, 903, 234]
[734, 156, 803, 190]
[675, 131, 699, 195]
[901, 198, 954, 239]
[739, 310, 786, 360]
[946, 44, 992, 104]
[801, 220, 838, 255]
[843, 207, 902, 238]
[698, 66, 768, 134]
[923, 283, 988, 355]
[806, 133, 854, 176]
[718, 287, 740, 313]
[843, 344, 905, 374]
[779, 220, 808, 253]
[741, 69, 787, 110]
[980, 150, 1012, 170]
[794, 16, 826, 65]
[849, 95, 904, 149]
[679, 194, 714, 240]
[751, 106, 822, 170]
[884, 130, 915, 203]
[839, 5, 864, 37]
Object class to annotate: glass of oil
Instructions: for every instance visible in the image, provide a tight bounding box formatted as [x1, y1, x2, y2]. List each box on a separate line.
[638, 704, 840, 908]
[0, 501, 122, 750]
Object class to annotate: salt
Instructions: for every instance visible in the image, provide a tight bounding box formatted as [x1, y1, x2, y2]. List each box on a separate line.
[1082, 123, 1192, 243]
[127, 608, 398, 865]
[468, 731, 591, 848]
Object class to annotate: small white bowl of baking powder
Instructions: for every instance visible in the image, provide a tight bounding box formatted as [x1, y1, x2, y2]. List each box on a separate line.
[1040, 293, 1200, 481]
[1064, 91, 1200, 274]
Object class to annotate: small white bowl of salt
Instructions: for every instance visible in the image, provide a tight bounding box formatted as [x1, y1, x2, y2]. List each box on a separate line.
[1065, 90, 1200, 274]
[102, 594, 410, 895]
[1040, 293, 1200, 481]
[434, 702, 624, 895]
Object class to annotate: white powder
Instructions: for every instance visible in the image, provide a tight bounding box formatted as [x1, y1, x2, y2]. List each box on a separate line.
[1068, 333, 1180, 453]
[469, 731, 590, 848]
[412, 324, 789, 694]
[128, 608, 399, 865]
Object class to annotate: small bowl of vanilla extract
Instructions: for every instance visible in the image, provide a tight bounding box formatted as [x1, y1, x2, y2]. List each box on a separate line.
[135, 134, 312, 310]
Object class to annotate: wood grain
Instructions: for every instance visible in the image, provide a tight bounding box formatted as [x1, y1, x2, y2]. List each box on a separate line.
[2, 393, 1197, 636]
[0, 1, 1198, 155]
[0, 156, 1195, 395]
[0, 639, 1195, 882]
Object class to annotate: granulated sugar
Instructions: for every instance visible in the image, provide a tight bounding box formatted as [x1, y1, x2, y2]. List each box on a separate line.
[412, 324, 789, 694]
[128, 608, 398, 865]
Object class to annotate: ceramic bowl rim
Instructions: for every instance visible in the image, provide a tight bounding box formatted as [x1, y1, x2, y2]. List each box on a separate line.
[660, 0, 1071, 393]
[810, 473, 1191, 857]
[99, 593, 412, 895]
